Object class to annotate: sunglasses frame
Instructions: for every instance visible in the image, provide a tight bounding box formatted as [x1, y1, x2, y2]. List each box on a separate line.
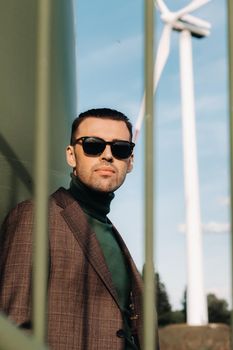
[72, 136, 135, 159]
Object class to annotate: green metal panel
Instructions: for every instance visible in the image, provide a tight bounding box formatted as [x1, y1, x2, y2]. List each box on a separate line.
[33, 0, 51, 343]
[0, 313, 48, 350]
[0, 0, 77, 347]
[0, 0, 77, 226]
[143, 0, 156, 349]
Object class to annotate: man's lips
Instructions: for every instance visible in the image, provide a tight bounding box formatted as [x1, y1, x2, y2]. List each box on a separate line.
[94, 166, 116, 175]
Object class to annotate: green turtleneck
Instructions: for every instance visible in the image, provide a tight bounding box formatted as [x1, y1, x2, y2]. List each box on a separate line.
[69, 175, 138, 350]
[69, 174, 130, 309]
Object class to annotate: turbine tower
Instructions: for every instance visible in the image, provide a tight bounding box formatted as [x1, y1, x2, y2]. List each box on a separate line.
[134, 0, 211, 325]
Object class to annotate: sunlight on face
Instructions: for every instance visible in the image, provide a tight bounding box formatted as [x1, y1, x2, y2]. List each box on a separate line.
[66, 117, 134, 192]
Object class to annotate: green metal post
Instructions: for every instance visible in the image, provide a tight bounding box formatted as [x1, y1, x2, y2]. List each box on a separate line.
[0, 314, 48, 350]
[143, 0, 156, 349]
[33, 0, 51, 343]
[227, 1, 233, 349]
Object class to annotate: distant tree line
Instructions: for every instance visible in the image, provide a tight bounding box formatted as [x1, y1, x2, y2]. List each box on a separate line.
[154, 273, 231, 327]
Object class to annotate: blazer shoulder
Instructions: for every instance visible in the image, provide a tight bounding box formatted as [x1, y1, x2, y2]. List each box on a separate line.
[1, 187, 74, 228]
[50, 187, 75, 209]
[0, 187, 66, 227]
[1, 198, 34, 228]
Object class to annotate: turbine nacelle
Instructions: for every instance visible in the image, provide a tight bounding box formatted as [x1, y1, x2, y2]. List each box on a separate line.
[159, 0, 211, 38]
[173, 19, 210, 38]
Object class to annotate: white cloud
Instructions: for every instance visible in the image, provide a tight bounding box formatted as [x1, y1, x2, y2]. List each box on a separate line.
[202, 222, 230, 233]
[218, 196, 230, 207]
[196, 93, 227, 116]
[178, 221, 230, 234]
[196, 57, 227, 83]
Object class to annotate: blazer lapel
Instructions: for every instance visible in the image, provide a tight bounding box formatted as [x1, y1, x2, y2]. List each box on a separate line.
[111, 224, 144, 344]
[53, 188, 120, 308]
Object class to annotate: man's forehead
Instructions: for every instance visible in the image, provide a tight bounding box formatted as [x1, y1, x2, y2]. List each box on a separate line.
[75, 117, 131, 141]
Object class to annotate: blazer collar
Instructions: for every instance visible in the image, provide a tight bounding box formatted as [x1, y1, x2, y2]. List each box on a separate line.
[52, 187, 120, 307]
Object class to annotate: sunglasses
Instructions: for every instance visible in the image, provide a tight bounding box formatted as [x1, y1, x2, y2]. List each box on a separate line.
[72, 136, 135, 159]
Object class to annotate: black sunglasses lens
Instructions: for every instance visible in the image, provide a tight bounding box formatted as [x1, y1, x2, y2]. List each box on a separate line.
[82, 138, 105, 155]
[111, 142, 132, 159]
[81, 137, 134, 159]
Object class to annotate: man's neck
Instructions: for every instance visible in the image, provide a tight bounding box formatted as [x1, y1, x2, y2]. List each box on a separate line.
[69, 174, 115, 222]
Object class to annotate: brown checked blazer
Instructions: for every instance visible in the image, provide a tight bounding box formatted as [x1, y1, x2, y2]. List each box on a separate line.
[0, 187, 144, 350]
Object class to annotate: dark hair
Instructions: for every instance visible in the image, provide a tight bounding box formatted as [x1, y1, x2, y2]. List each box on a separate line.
[70, 108, 133, 145]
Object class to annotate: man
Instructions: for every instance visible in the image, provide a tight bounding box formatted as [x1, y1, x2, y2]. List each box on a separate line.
[0, 108, 156, 349]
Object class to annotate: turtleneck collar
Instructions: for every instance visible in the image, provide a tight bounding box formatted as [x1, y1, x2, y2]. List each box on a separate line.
[69, 173, 115, 222]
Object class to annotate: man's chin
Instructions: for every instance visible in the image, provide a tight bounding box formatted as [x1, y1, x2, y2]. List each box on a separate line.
[92, 185, 116, 193]
[89, 181, 119, 193]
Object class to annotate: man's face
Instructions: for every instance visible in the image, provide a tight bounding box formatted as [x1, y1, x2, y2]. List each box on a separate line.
[66, 117, 133, 192]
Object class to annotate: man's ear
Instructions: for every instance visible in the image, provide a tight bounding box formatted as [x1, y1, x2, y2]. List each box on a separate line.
[66, 145, 77, 168]
[127, 154, 134, 173]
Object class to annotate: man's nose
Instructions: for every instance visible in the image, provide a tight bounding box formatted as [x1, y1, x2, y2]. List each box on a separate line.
[101, 144, 113, 161]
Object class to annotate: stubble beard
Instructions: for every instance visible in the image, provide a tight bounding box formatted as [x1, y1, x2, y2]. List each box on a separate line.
[86, 175, 122, 193]
[80, 171, 126, 193]
[75, 162, 127, 193]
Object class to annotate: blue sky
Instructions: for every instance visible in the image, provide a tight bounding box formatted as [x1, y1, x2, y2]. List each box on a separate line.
[74, 0, 229, 310]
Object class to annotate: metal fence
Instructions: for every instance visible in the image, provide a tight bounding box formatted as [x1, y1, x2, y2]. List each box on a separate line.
[0, 0, 156, 349]
[1, 0, 233, 349]
[0, 0, 76, 348]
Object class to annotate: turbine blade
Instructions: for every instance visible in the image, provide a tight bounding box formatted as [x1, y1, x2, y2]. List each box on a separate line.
[134, 25, 172, 142]
[154, 24, 172, 90]
[134, 94, 145, 143]
[155, 0, 169, 14]
[174, 0, 211, 20]
[181, 13, 211, 29]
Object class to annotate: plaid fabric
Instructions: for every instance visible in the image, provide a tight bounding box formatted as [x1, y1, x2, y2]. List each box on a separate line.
[0, 188, 145, 350]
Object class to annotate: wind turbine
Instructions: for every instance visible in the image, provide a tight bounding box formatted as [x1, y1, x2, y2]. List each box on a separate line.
[134, 0, 211, 325]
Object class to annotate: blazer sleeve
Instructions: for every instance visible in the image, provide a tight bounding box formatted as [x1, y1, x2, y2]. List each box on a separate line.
[0, 201, 33, 329]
